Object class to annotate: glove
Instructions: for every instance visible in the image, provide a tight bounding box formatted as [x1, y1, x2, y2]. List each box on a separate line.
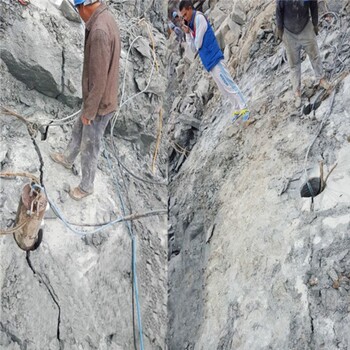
[277, 28, 283, 40]
[314, 25, 319, 36]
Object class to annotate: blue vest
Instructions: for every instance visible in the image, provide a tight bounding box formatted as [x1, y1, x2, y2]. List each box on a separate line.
[189, 11, 224, 71]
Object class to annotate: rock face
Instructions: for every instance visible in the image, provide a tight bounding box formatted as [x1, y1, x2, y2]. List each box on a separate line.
[0, 0, 83, 107]
[1, 0, 350, 348]
[0, 0, 167, 349]
[168, 0, 350, 349]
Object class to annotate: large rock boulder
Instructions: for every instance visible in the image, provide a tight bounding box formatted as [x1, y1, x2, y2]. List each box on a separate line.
[1, 17, 63, 98]
[0, 0, 83, 107]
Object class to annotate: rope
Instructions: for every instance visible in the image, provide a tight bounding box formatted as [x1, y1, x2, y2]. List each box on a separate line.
[0, 219, 30, 236]
[0, 171, 40, 184]
[152, 108, 163, 174]
[0, 107, 45, 185]
[138, 18, 160, 72]
[171, 141, 189, 157]
[1, 106, 39, 137]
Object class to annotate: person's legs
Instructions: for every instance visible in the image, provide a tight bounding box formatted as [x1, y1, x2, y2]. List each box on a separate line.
[64, 116, 84, 164]
[50, 116, 83, 168]
[78, 112, 113, 194]
[301, 21, 328, 88]
[283, 29, 303, 107]
[283, 29, 302, 95]
[210, 60, 247, 111]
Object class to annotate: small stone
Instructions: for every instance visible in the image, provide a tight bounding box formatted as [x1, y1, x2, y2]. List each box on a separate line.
[328, 268, 338, 282]
[133, 38, 151, 59]
[308, 276, 318, 286]
[257, 29, 265, 40]
[62, 183, 70, 193]
[249, 42, 260, 57]
[339, 287, 348, 297]
[28, 165, 39, 173]
[178, 116, 201, 130]
[332, 280, 340, 289]
[230, 3, 246, 25]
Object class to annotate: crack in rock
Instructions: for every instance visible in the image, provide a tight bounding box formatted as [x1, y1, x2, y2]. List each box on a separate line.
[25, 251, 62, 346]
[61, 49, 66, 96]
[0, 322, 28, 350]
[307, 225, 316, 348]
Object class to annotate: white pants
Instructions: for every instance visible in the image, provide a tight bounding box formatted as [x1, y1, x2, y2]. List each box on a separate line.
[210, 60, 247, 110]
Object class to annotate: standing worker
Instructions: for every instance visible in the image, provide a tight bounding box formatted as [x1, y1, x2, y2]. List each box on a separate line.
[170, 11, 185, 43]
[179, 0, 249, 122]
[276, 0, 330, 108]
[50, 0, 121, 200]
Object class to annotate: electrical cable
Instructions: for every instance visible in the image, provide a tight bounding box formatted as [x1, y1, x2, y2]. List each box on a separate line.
[302, 14, 349, 203]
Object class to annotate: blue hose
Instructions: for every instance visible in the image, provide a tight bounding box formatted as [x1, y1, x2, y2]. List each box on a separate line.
[104, 143, 145, 350]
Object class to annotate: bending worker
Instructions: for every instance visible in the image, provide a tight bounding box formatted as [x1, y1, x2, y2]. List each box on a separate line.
[50, 0, 121, 201]
[179, 0, 249, 122]
[276, 0, 330, 108]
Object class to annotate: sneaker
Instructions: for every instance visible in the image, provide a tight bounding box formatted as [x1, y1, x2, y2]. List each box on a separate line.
[232, 108, 250, 123]
[319, 79, 331, 90]
[50, 152, 72, 169]
[295, 96, 302, 108]
[69, 186, 93, 201]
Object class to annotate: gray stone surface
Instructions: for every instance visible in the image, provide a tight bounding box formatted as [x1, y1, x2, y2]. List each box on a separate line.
[168, 0, 350, 349]
[0, 0, 168, 349]
[230, 2, 246, 25]
[0, 0, 83, 107]
[1, 0, 350, 348]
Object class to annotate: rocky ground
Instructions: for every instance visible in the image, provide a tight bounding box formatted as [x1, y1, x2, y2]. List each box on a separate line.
[0, 0, 167, 349]
[1, 0, 350, 349]
[168, 0, 350, 349]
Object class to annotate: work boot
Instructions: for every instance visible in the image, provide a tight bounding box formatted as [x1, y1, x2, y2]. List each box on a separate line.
[50, 152, 72, 169]
[69, 186, 93, 201]
[319, 78, 331, 90]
